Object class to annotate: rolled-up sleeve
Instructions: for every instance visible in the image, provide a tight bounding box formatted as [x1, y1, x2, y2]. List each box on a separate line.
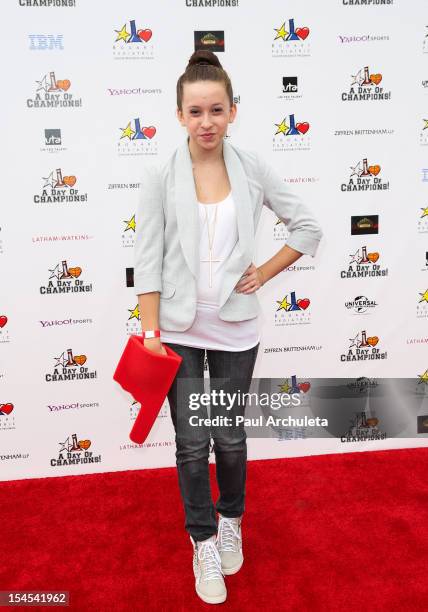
[256, 153, 323, 257]
[133, 164, 165, 295]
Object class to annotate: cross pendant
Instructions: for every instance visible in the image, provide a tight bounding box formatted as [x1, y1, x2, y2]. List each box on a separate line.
[201, 248, 221, 288]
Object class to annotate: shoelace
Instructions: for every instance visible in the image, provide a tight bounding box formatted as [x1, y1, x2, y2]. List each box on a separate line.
[217, 516, 241, 553]
[198, 540, 224, 581]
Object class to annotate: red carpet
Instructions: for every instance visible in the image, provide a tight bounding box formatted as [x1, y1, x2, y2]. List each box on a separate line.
[1, 448, 427, 611]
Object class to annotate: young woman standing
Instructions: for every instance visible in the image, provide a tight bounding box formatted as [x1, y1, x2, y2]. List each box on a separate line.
[134, 50, 322, 604]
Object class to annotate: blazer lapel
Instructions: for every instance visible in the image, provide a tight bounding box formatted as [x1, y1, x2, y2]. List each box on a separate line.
[174, 137, 255, 299]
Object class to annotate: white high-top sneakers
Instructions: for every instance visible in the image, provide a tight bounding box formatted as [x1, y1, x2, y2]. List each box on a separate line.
[190, 534, 227, 604]
[216, 514, 243, 575]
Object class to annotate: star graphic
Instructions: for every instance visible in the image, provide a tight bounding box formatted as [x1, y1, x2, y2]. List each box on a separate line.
[42, 171, 56, 189]
[418, 369, 428, 384]
[278, 380, 291, 393]
[349, 162, 362, 178]
[349, 249, 361, 265]
[120, 122, 136, 140]
[274, 22, 289, 41]
[274, 118, 289, 136]
[123, 214, 136, 232]
[349, 333, 360, 349]
[420, 207, 428, 218]
[418, 289, 428, 303]
[276, 295, 291, 312]
[53, 351, 68, 368]
[128, 305, 140, 321]
[423, 119, 428, 131]
[48, 264, 61, 280]
[35, 74, 49, 92]
[350, 69, 364, 87]
[115, 24, 130, 43]
[58, 436, 71, 453]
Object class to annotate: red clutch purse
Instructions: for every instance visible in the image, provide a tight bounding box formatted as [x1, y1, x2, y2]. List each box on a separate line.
[113, 335, 182, 444]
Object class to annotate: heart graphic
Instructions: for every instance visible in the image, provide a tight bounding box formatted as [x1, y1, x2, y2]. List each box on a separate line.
[295, 27, 310, 40]
[368, 165, 381, 176]
[366, 418, 379, 428]
[63, 176, 76, 187]
[142, 126, 156, 139]
[297, 298, 310, 310]
[138, 29, 152, 42]
[298, 382, 311, 393]
[68, 267, 82, 278]
[0, 315, 7, 328]
[296, 122, 310, 134]
[73, 354, 87, 366]
[0, 403, 14, 415]
[79, 439, 91, 450]
[57, 79, 71, 91]
[367, 336, 379, 347]
[367, 252, 379, 263]
[370, 74, 382, 85]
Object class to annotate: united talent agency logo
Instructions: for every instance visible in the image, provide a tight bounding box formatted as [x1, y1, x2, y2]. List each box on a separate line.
[341, 330, 387, 362]
[345, 296, 378, 314]
[45, 348, 97, 382]
[50, 433, 102, 468]
[122, 214, 136, 247]
[27, 71, 82, 108]
[420, 119, 428, 146]
[126, 304, 140, 335]
[0, 402, 15, 431]
[39, 260, 93, 295]
[351, 215, 379, 235]
[273, 114, 310, 152]
[417, 289, 428, 319]
[0, 315, 10, 343]
[40, 128, 66, 154]
[113, 19, 153, 60]
[28, 34, 64, 51]
[274, 291, 311, 326]
[341, 66, 391, 102]
[272, 19, 310, 57]
[33, 168, 87, 204]
[278, 76, 302, 101]
[194, 31, 225, 52]
[118, 119, 157, 156]
[341, 158, 389, 192]
[340, 246, 388, 279]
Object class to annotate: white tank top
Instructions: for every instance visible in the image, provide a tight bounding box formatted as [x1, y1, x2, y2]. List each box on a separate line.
[160, 191, 260, 351]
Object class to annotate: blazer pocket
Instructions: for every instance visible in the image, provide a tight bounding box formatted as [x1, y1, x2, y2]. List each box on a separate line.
[160, 280, 176, 299]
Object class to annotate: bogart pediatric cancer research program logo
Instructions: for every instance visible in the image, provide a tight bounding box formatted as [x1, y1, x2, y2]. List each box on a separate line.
[126, 304, 141, 335]
[341, 158, 389, 192]
[417, 288, 428, 318]
[39, 260, 93, 294]
[419, 118, 428, 146]
[27, 71, 82, 108]
[118, 118, 157, 156]
[45, 348, 97, 382]
[341, 66, 391, 101]
[122, 214, 136, 247]
[274, 290, 311, 326]
[340, 246, 388, 279]
[272, 18, 310, 57]
[0, 315, 10, 343]
[340, 330, 387, 362]
[50, 433, 101, 467]
[113, 19, 153, 59]
[0, 401, 15, 431]
[273, 113, 310, 152]
[34, 168, 87, 204]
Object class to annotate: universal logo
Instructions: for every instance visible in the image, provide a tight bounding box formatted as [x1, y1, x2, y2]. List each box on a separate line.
[340, 246, 388, 279]
[273, 113, 310, 152]
[0, 402, 15, 431]
[40, 261, 93, 295]
[122, 214, 136, 247]
[51, 433, 102, 467]
[272, 18, 310, 57]
[40, 128, 66, 154]
[345, 296, 378, 314]
[0, 315, 10, 343]
[118, 119, 157, 156]
[27, 71, 82, 108]
[34, 169, 87, 205]
[274, 291, 311, 326]
[346, 377, 378, 393]
[45, 348, 97, 383]
[341, 158, 389, 192]
[341, 66, 391, 102]
[278, 76, 302, 101]
[113, 19, 153, 59]
[340, 330, 387, 362]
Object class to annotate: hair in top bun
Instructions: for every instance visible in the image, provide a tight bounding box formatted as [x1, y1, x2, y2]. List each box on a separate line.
[176, 50, 233, 111]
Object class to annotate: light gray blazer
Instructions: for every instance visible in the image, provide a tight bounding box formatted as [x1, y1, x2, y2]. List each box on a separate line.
[134, 136, 323, 332]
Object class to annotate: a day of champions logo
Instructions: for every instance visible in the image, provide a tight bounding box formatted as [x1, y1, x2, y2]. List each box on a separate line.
[345, 295, 378, 314]
[45, 348, 97, 382]
[0, 315, 10, 343]
[273, 113, 310, 151]
[27, 71, 82, 108]
[0, 402, 15, 431]
[34, 168, 87, 204]
[274, 291, 311, 326]
[113, 19, 153, 60]
[40, 260, 92, 295]
[341, 66, 391, 102]
[126, 304, 140, 335]
[417, 288, 428, 318]
[341, 157, 389, 192]
[341, 410, 386, 443]
[51, 433, 101, 468]
[420, 119, 428, 146]
[122, 214, 136, 247]
[340, 330, 387, 362]
[341, 246, 388, 279]
[118, 118, 157, 156]
[272, 18, 310, 57]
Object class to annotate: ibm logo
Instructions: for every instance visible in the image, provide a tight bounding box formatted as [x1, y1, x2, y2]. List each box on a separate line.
[29, 35, 64, 51]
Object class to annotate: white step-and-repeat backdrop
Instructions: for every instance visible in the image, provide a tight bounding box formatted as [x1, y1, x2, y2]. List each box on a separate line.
[2, 0, 428, 481]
